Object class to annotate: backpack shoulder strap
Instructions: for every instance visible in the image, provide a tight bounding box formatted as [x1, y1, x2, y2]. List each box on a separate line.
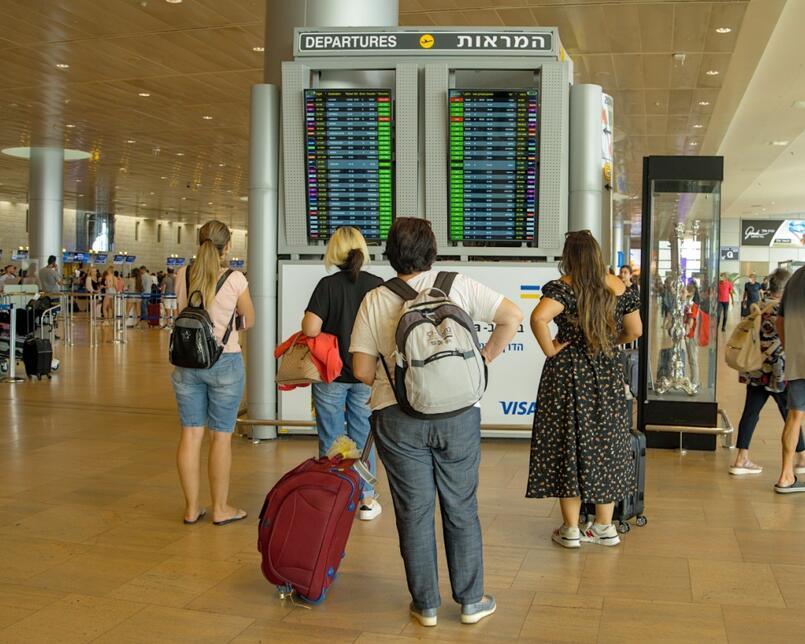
[214, 269, 237, 346]
[215, 269, 234, 295]
[433, 271, 457, 297]
[384, 277, 418, 301]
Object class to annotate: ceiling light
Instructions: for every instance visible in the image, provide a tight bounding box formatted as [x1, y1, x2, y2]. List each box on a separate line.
[792, 100, 805, 109]
[207, 201, 214, 205]
[698, 101, 710, 106]
[65, 123, 75, 128]
[78, 193, 84, 197]
[693, 124, 703, 129]
[138, 92, 151, 97]
[165, 0, 182, 3]
[160, 176, 167, 179]
[690, 141, 698, 146]
[218, 163, 226, 167]
[126, 139, 136, 144]
[705, 70, 719, 76]
[56, 63, 70, 69]
[150, 192, 155, 195]
[140, 202, 147, 206]
[176, 152, 184, 156]
[771, 140, 790, 146]
[2, 147, 91, 161]
[715, 27, 732, 34]
[252, 46, 265, 52]
[202, 115, 213, 120]
[181, 197, 187, 200]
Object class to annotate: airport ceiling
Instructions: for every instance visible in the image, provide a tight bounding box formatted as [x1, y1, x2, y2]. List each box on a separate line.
[0, 0, 793, 230]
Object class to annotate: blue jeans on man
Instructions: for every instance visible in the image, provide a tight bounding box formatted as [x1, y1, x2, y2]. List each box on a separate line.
[311, 381, 376, 500]
[372, 404, 484, 610]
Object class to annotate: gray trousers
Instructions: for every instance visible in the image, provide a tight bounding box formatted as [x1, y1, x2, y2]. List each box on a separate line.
[372, 404, 484, 609]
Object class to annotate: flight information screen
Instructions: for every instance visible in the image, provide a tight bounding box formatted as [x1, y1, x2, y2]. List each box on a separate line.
[449, 89, 539, 243]
[304, 89, 394, 242]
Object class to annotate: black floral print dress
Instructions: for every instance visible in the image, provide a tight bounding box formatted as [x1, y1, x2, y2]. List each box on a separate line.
[526, 280, 641, 504]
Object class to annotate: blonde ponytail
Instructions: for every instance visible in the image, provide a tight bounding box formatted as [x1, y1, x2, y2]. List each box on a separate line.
[188, 220, 231, 310]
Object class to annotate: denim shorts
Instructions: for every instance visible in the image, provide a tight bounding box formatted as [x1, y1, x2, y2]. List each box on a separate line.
[171, 352, 245, 432]
[789, 379, 805, 412]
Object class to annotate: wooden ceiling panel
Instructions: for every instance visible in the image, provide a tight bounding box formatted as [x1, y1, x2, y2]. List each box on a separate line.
[399, 13, 435, 26]
[705, 2, 745, 52]
[644, 90, 671, 115]
[672, 2, 713, 53]
[460, 9, 504, 26]
[529, 7, 578, 51]
[670, 53, 703, 89]
[564, 5, 609, 54]
[603, 5, 641, 54]
[428, 11, 467, 26]
[637, 4, 674, 53]
[668, 89, 694, 114]
[642, 53, 672, 89]
[612, 54, 644, 90]
[497, 8, 538, 27]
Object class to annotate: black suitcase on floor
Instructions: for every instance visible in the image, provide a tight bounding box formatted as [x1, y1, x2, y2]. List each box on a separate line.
[580, 430, 647, 534]
[620, 347, 638, 399]
[22, 337, 52, 380]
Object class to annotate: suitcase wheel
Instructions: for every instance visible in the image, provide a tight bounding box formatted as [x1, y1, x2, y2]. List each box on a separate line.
[636, 515, 647, 527]
[617, 521, 631, 534]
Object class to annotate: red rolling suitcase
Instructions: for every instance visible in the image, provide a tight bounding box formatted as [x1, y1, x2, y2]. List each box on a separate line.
[258, 455, 362, 603]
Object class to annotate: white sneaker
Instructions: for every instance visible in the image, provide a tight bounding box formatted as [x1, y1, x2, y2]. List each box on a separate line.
[359, 498, 382, 521]
[580, 522, 621, 547]
[551, 525, 581, 549]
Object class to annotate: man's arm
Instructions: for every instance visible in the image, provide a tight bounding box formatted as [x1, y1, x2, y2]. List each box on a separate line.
[352, 352, 376, 386]
[481, 298, 524, 363]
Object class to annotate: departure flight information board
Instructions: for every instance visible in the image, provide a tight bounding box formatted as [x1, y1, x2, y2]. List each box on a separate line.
[304, 89, 394, 242]
[449, 89, 539, 243]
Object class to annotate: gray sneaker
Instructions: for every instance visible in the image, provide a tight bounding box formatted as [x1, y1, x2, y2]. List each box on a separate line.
[409, 603, 437, 627]
[461, 595, 496, 625]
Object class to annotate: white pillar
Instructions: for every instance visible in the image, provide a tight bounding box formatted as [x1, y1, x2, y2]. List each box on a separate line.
[613, 211, 625, 267]
[569, 84, 603, 239]
[28, 147, 64, 272]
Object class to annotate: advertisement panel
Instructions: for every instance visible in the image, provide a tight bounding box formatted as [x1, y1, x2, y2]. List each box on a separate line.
[741, 219, 805, 247]
[278, 262, 560, 431]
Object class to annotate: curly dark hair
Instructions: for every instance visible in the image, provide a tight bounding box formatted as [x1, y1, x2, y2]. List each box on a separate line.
[385, 218, 437, 275]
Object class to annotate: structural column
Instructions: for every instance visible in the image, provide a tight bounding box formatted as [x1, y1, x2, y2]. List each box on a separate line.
[28, 147, 64, 272]
[568, 84, 603, 239]
[613, 210, 625, 268]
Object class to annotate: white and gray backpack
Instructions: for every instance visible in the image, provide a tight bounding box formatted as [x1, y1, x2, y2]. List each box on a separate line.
[380, 272, 487, 419]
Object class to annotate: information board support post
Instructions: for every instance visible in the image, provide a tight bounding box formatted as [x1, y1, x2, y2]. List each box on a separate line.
[569, 84, 603, 239]
[247, 84, 280, 440]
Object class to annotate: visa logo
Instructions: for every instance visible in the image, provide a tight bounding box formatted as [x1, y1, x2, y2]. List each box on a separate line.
[500, 401, 537, 416]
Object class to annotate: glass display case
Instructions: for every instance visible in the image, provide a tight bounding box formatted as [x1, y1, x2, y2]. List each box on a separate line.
[638, 156, 725, 450]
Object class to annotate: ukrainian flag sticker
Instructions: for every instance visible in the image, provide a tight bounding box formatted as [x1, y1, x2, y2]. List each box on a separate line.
[520, 285, 542, 300]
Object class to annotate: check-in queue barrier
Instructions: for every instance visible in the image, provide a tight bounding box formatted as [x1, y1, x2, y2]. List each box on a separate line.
[0, 301, 24, 383]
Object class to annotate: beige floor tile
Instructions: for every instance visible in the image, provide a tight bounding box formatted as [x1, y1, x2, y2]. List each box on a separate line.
[598, 598, 727, 643]
[1, 593, 145, 643]
[735, 528, 805, 565]
[87, 521, 188, 552]
[0, 497, 54, 527]
[721, 605, 804, 643]
[281, 572, 411, 635]
[233, 619, 363, 643]
[749, 500, 805, 531]
[689, 559, 785, 608]
[400, 587, 535, 641]
[0, 537, 89, 583]
[484, 514, 564, 550]
[511, 548, 585, 595]
[159, 521, 256, 561]
[25, 545, 171, 595]
[355, 634, 467, 644]
[186, 565, 295, 621]
[109, 556, 242, 608]
[0, 504, 129, 544]
[0, 605, 35, 629]
[623, 523, 743, 562]
[519, 592, 602, 642]
[0, 583, 64, 611]
[771, 564, 805, 609]
[579, 555, 692, 603]
[94, 605, 253, 643]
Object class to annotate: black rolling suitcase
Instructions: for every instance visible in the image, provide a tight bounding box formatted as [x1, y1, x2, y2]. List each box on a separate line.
[22, 337, 52, 380]
[581, 430, 647, 534]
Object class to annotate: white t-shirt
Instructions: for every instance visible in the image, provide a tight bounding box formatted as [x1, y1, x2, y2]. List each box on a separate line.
[141, 272, 156, 294]
[350, 270, 504, 411]
[176, 266, 248, 353]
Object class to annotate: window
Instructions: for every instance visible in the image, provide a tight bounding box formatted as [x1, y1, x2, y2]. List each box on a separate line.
[135, 221, 140, 242]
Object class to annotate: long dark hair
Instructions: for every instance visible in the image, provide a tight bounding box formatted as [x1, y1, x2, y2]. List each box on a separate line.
[559, 230, 617, 356]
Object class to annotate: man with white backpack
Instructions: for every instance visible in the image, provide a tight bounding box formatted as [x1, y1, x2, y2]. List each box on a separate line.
[350, 217, 523, 627]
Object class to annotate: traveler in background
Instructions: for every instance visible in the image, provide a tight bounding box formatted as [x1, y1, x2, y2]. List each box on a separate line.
[528, 231, 642, 549]
[683, 282, 700, 389]
[775, 265, 805, 493]
[102, 268, 116, 321]
[742, 273, 763, 316]
[717, 273, 734, 332]
[38, 256, 62, 293]
[761, 275, 770, 294]
[114, 270, 124, 294]
[351, 218, 523, 626]
[730, 270, 802, 475]
[302, 227, 384, 521]
[85, 267, 101, 317]
[161, 267, 177, 329]
[140, 266, 155, 323]
[0, 265, 19, 288]
[173, 220, 255, 524]
[129, 268, 142, 325]
[20, 270, 39, 286]
[619, 265, 639, 296]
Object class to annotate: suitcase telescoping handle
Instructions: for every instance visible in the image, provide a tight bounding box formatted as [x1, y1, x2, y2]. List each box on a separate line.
[352, 431, 377, 488]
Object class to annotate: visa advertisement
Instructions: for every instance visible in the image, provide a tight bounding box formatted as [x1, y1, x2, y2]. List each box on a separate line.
[278, 262, 560, 430]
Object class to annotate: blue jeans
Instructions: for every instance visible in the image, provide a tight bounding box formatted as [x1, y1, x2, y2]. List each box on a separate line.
[373, 404, 484, 609]
[312, 381, 376, 499]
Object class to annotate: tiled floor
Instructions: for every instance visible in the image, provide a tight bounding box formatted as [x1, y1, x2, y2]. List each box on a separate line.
[1, 322, 803, 643]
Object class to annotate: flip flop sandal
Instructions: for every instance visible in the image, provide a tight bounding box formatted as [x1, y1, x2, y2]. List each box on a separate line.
[183, 509, 207, 525]
[774, 477, 805, 494]
[213, 510, 248, 526]
[729, 465, 763, 476]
